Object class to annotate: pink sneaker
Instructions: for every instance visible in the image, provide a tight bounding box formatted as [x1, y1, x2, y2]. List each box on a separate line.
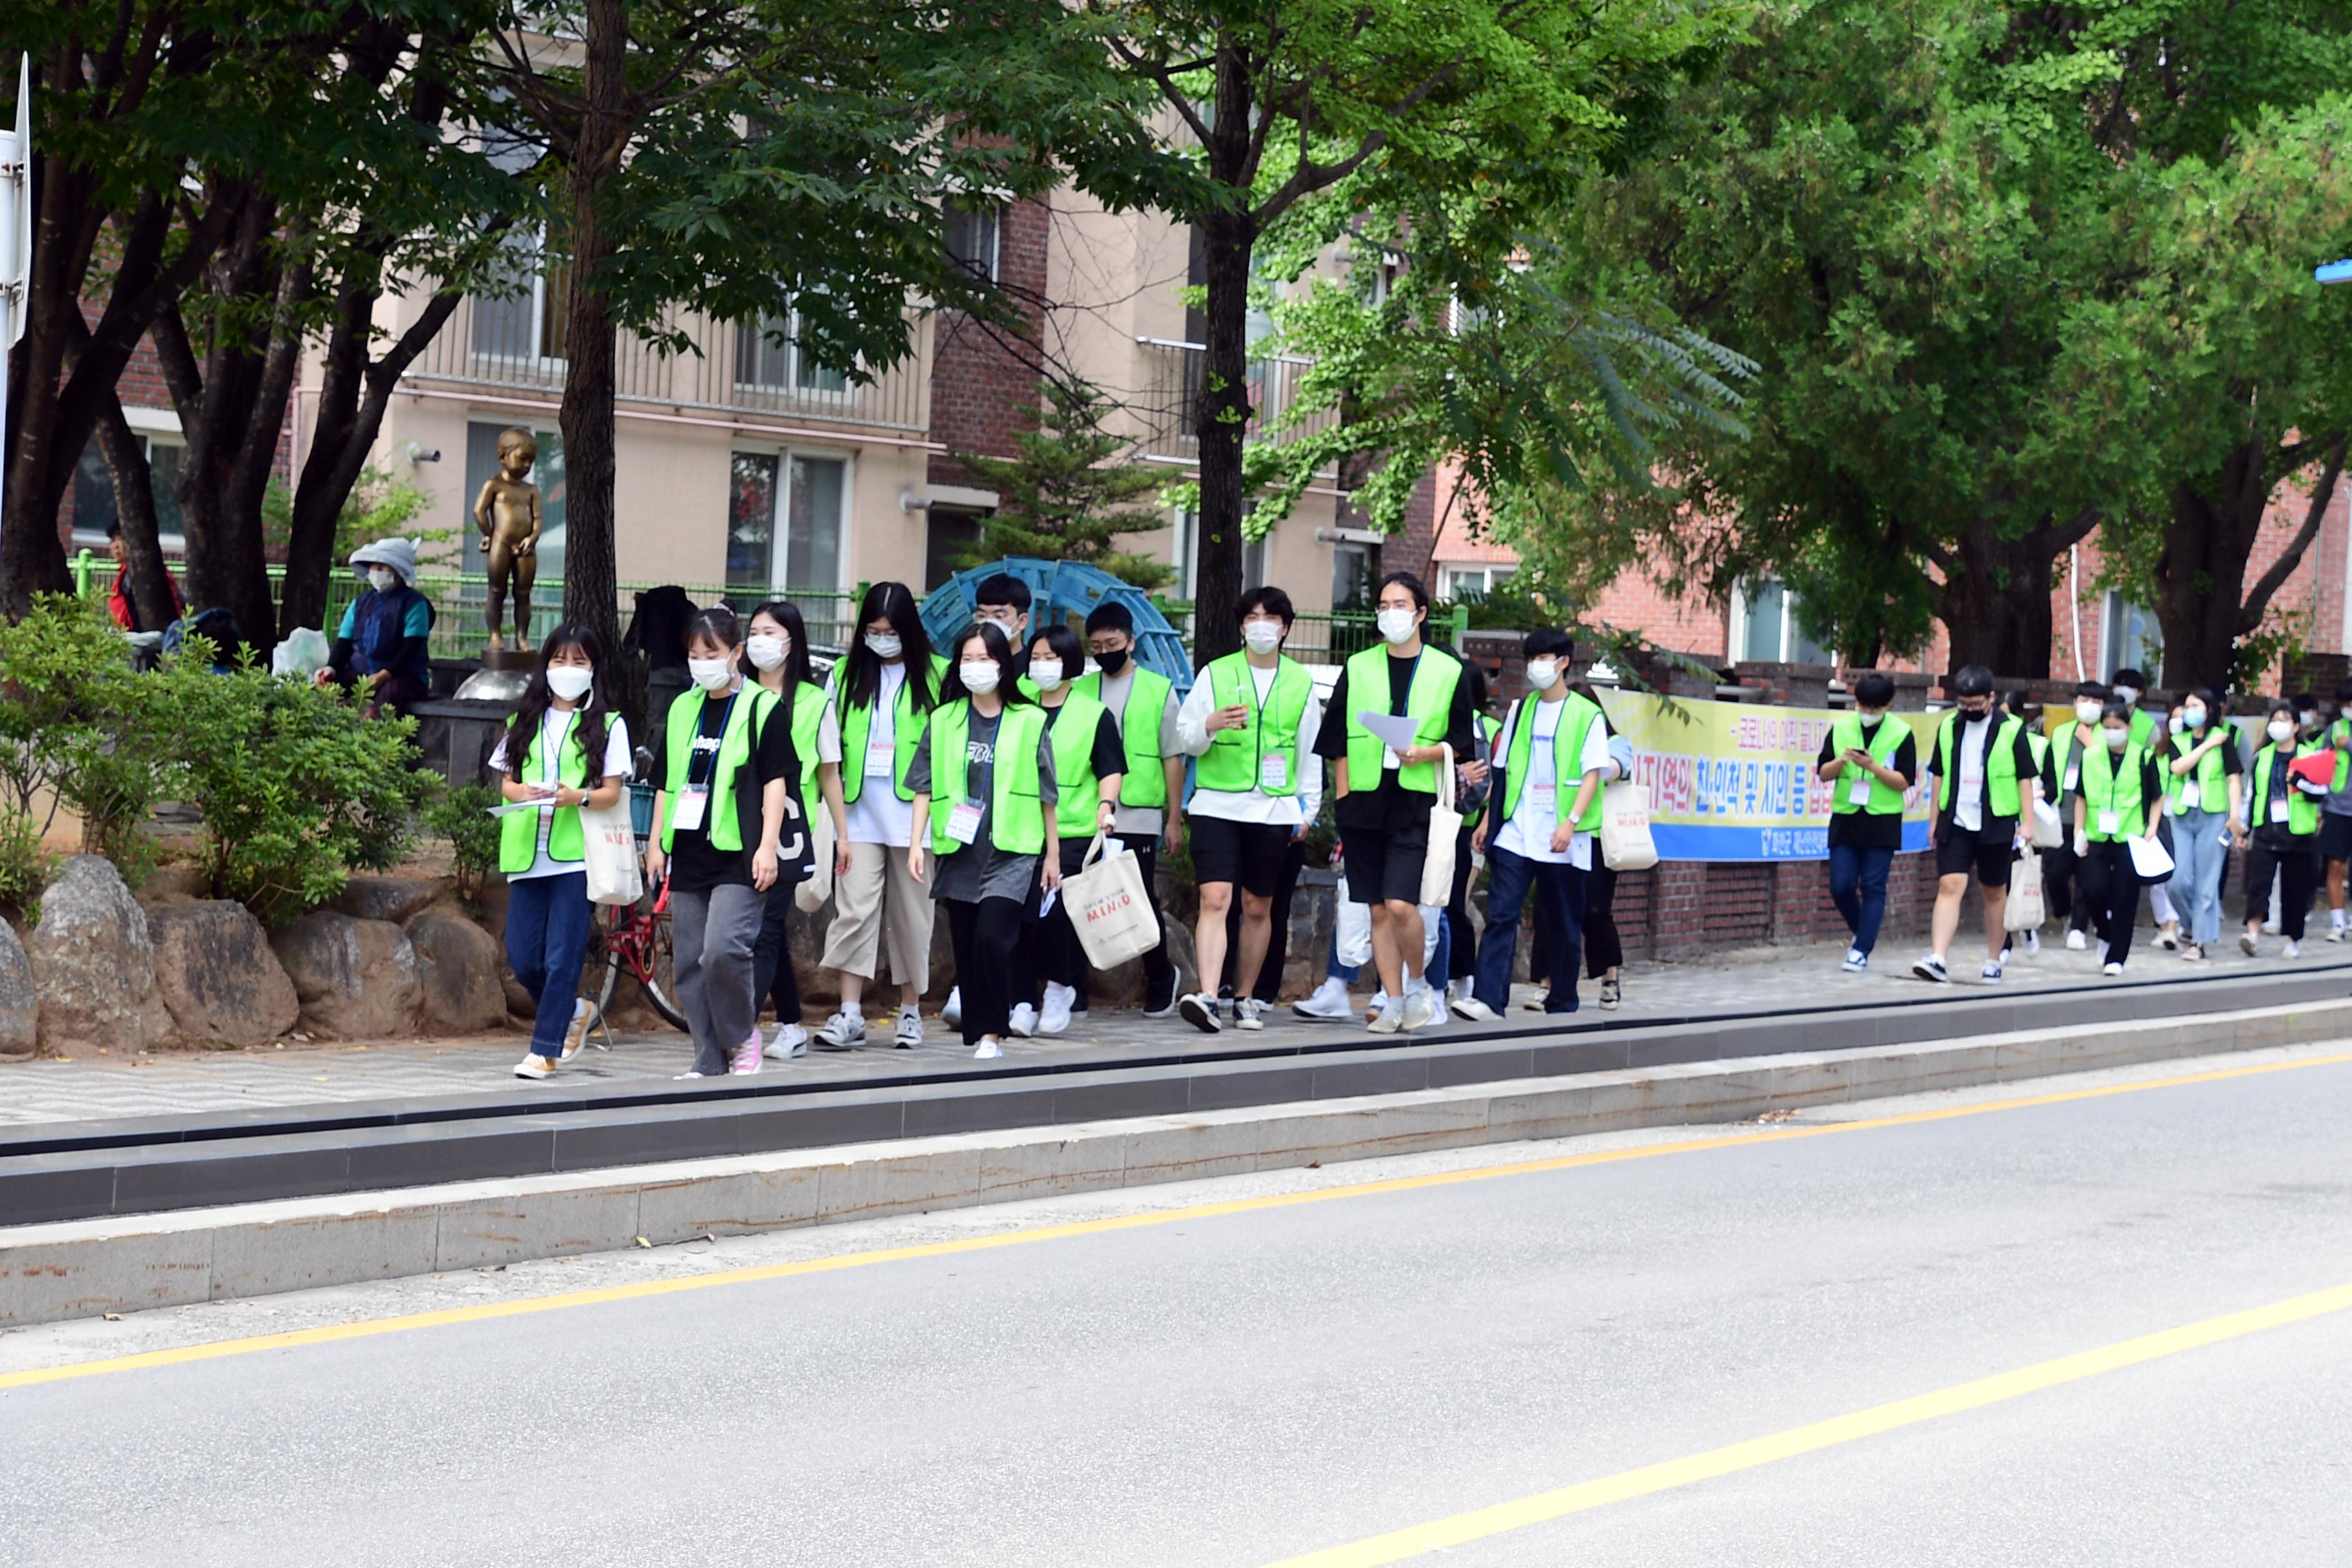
[729, 1029, 763, 1075]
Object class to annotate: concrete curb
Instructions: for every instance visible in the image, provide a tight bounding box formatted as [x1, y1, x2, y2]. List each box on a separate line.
[3, 999, 2342, 1328]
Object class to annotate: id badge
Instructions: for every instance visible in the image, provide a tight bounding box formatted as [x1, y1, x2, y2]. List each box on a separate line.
[2064, 765, 2079, 792]
[671, 788, 709, 832]
[1532, 783, 1556, 819]
[1847, 777, 1874, 807]
[1382, 746, 1402, 771]
[946, 799, 984, 845]
[865, 738, 895, 778]
[1259, 753, 1289, 792]
[2098, 808, 2119, 836]
[2181, 781, 2200, 811]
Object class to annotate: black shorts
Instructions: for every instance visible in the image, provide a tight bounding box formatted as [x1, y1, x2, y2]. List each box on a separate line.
[1934, 821, 2015, 887]
[1339, 821, 1432, 906]
[2320, 813, 2352, 862]
[1188, 815, 1293, 897]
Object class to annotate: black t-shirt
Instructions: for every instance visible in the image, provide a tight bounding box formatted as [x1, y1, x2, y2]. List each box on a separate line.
[1816, 719, 1917, 852]
[1045, 705, 1128, 797]
[655, 689, 799, 893]
[1315, 646, 1478, 832]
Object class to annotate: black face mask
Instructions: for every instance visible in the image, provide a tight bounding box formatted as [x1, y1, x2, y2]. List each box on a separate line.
[1094, 647, 1130, 676]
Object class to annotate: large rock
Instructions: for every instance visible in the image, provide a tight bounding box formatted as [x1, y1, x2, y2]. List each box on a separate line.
[30, 856, 159, 1051]
[329, 876, 445, 927]
[408, 912, 507, 1035]
[0, 921, 36, 1057]
[149, 901, 299, 1047]
[269, 911, 419, 1039]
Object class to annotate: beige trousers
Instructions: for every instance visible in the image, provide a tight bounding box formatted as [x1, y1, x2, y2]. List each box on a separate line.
[821, 841, 935, 990]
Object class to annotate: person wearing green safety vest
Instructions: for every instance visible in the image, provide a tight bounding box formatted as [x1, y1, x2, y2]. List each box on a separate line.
[1079, 600, 1185, 1017]
[1313, 572, 1479, 1034]
[741, 600, 849, 1063]
[2046, 680, 2112, 950]
[1175, 585, 1327, 1035]
[1914, 664, 2043, 987]
[1015, 625, 1126, 1038]
[1436, 671, 1500, 1011]
[2241, 701, 2330, 958]
[2320, 676, 2352, 939]
[932, 572, 1034, 1034]
[2109, 667, 2161, 752]
[908, 623, 1062, 1061]
[2161, 684, 2244, 964]
[646, 605, 799, 1080]
[2072, 699, 2165, 976]
[494, 624, 633, 1081]
[815, 581, 944, 1052]
[1460, 627, 1604, 1019]
[1814, 671, 1917, 975]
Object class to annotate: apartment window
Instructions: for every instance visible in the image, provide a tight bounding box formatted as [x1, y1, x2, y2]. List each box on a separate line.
[944, 201, 1001, 284]
[1332, 542, 1375, 614]
[1439, 564, 1514, 602]
[1734, 579, 1834, 665]
[735, 314, 848, 395]
[71, 430, 186, 543]
[474, 228, 569, 362]
[925, 508, 986, 590]
[729, 450, 848, 598]
[2102, 592, 2161, 681]
[464, 422, 567, 580]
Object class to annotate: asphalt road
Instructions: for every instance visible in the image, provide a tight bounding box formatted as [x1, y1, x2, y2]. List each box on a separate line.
[5, 1046, 2351, 1567]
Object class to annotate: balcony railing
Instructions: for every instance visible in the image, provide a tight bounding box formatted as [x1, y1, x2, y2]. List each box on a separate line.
[400, 295, 932, 434]
[1130, 338, 1338, 466]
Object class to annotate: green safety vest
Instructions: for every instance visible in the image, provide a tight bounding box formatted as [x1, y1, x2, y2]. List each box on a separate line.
[2126, 707, 2159, 753]
[2164, 730, 2232, 817]
[660, 683, 781, 854]
[778, 681, 827, 830]
[1072, 665, 1173, 810]
[1499, 692, 1605, 832]
[1463, 713, 1503, 828]
[2329, 717, 2352, 793]
[1342, 643, 1464, 794]
[1196, 651, 1314, 796]
[925, 700, 1048, 856]
[2079, 738, 2150, 843]
[1829, 712, 1909, 817]
[1934, 711, 2024, 819]
[838, 654, 945, 806]
[498, 712, 593, 874]
[1043, 688, 1115, 838]
[2250, 740, 2324, 836]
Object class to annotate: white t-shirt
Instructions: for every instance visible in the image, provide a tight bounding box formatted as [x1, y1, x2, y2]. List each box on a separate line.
[487, 709, 634, 881]
[1954, 714, 1990, 833]
[1495, 696, 1612, 868]
[1174, 664, 1326, 826]
[835, 662, 916, 847]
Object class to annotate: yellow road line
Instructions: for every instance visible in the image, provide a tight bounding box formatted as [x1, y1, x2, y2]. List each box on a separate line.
[1259, 1280, 2352, 1567]
[5, 1046, 2347, 1393]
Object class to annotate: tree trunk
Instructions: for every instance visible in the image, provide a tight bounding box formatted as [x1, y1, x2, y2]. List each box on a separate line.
[91, 396, 177, 631]
[1189, 44, 1258, 670]
[2153, 432, 2347, 692]
[558, 0, 627, 690]
[1937, 514, 2057, 680]
[0, 148, 95, 615]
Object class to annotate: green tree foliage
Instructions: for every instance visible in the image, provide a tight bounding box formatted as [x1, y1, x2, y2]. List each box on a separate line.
[952, 381, 1174, 589]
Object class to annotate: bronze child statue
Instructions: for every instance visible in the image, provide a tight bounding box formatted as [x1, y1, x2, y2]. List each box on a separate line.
[473, 427, 544, 651]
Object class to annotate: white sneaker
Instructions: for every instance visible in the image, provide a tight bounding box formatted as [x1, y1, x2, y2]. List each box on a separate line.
[814, 1008, 865, 1049]
[2284, 939, 2301, 959]
[2065, 929, 2087, 952]
[1912, 954, 1948, 983]
[1177, 992, 1223, 1034]
[560, 999, 596, 1062]
[1008, 1003, 1039, 1038]
[1366, 989, 1393, 1023]
[1039, 983, 1075, 1035]
[1980, 961, 2003, 985]
[941, 987, 963, 1027]
[1400, 985, 1438, 1030]
[763, 1022, 808, 1061]
[894, 1005, 923, 1048]
[2102, 961, 2124, 977]
[1233, 997, 1267, 1031]
[1999, 946, 2012, 966]
[2239, 931, 2259, 957]
[1451, 994, 1496, 1021]
[2328, 921, 2347, 943]
[512, 1052, 556, 1079]
[2156, 925, 2180, 951]
[972, 1037, 1002, 1060]
[2024, 930, 2041, 955]
[1293, 977, 1355, 1021]
[1367, 999, 1406, 1034]
[2097, 939, 2111, 965]
[1842, 948, 1868, 974]
[1445, 977, 1473, 1004]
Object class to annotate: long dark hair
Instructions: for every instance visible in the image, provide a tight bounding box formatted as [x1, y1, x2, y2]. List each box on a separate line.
[940, 622, 1030, 705]
[504, 623, 612, 784]
[836, 579, 936, 716]
[743, 600, 816, 691]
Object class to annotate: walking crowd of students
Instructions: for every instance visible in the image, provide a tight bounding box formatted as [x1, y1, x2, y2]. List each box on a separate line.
[486, 573, 2351, 1082]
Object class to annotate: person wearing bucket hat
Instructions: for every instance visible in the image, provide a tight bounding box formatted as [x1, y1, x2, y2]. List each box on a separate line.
[322, 537, 436, 719]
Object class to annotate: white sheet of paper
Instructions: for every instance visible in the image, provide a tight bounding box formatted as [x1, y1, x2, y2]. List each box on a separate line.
[485, 800, 541, 818]
[1355, 710, 1422, 754]
[1037, 886, 1058, 918]
[2128, 834, 2175, 880]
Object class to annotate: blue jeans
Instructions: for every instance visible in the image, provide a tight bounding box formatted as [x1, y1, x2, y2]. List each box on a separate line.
[505, 870, 593, 1060]
[1828, 843, 1896, 955]
[1475, 844, 1585, 1014]
[2168, 807, 2229, 946]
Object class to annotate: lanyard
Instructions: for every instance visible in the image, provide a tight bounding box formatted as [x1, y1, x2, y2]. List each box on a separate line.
[686, 691, 740, 792]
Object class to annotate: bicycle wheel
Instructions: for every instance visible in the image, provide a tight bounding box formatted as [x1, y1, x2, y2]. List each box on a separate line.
[638, 903, 687, 1031]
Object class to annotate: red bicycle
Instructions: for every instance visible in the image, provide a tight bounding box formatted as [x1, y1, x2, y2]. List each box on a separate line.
[576, 781, 683, 1038]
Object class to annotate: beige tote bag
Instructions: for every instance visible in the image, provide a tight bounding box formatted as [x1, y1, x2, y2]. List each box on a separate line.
[1063, 830, 1162, 970]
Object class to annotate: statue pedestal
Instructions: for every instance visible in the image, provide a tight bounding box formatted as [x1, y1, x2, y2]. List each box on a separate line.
[481, 646, 538, 674]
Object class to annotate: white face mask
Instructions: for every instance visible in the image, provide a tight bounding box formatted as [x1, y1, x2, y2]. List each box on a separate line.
[545, 665, 594, 702]
[1028, 658, 1064, 691]
[2302, 710, 2321, 729]
[746, 634, 789, 672]
[2073, 700, 2101, 725]
[2103, 727, 2129, 750]
[2113, 685, 2141, 705]
[865, 631, 903, 660]
[959, 661, 1001, 696]
[1524, 658, 1560, 691]
[1376, 606, 1418, 645]
[1242, 620, 1284, 655]
[367, 567, 398, 593]
[2168, 714, 2186, 736]
[688, 656, 734, 692]
[2269, 720, 2296, 745]
[2183, 706, 2208, 729]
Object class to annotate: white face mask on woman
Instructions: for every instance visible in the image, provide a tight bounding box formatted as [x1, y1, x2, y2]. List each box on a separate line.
[865, 631, 903, 660]
[367, 567, 398, 594]
[1028, 658, 1064, 691]
[545, 665, 594, 703]
[746, 634, 789, 672]
[1376, 606, 1418, 645]
[688, 656, 734, 692]
[2269, 719, 2296, 745]
[959, 661, 1001, 696]
[2103, 726, 2130, 750]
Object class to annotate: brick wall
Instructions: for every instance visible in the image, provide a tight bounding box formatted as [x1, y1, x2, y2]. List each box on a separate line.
[927, 195, 1051, 491]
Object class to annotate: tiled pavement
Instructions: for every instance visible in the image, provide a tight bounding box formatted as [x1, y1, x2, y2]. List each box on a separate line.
[3, 934, 2344, 1130]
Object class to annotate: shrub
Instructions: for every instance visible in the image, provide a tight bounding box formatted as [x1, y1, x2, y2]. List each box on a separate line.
[0, 595, 178, 861]
[0, 810, 53, 918]
[424, 782, 504, 906]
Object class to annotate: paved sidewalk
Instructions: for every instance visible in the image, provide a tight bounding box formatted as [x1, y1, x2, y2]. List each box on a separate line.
[3, 932, 2340, 1130]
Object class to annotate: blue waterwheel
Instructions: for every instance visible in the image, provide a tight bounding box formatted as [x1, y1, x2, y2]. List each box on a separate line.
[919, 558, 1194, 695]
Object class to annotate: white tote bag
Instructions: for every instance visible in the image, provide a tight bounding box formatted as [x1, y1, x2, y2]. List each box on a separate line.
[796, 798, 836, 914]
[1335, 896, 1373, 968]
[580, 801, 645, 906]
[1062, 830, 1162, 970]
[1601, 781, 1660, 872]
[2030, 794, 2064, 849]
[1419, 745, 1463, 907]
[2004, 846, 2046, 932]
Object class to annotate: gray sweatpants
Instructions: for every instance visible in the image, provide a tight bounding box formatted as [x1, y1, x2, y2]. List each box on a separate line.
[672, 881, 766, 1075]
